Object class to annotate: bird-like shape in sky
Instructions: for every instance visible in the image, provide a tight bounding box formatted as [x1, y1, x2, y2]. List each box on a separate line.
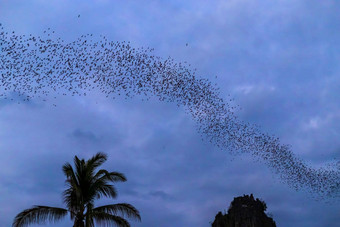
[0, 23, 338, 201]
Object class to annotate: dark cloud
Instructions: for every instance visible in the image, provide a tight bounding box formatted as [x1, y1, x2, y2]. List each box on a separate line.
[72, 128, 101, 142]
[0, 1, 339, 227]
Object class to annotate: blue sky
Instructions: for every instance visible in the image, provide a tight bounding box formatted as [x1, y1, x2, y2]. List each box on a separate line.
[0, 0, 339, 226]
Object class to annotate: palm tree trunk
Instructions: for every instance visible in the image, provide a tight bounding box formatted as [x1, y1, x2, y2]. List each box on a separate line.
[73, 219, 85, 227]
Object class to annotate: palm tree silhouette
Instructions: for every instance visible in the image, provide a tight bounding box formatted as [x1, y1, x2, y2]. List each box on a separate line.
[13, 152, 141, 227]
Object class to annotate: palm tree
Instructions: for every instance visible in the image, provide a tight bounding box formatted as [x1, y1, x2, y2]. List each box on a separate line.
[13, 152, 141, 227]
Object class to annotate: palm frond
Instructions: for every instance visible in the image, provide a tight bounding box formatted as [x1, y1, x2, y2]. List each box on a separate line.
[85, 215, 95, 227]
[63, 163, 80, 189]
[62, 162, 76, 179]
[74, 156, 85, 182]
[94, 170, 126, 183]
[62, 162, 82, 211]
[86, 152, 107, 171]
[93, 203, 141, 221]
[94, 183, 118, 199]
[63, 186, 82, 216]
[12, 206, 67, 227]
[87, 171, 125, 201]
[85, 203, 95, 227]
[91, 212, 130, 227]
[63, 170, 84, 211]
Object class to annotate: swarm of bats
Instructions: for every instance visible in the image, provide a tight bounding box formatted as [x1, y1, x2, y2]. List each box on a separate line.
[0, 23, 338, 200]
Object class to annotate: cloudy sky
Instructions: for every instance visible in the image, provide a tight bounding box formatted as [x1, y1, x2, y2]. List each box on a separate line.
[0, 0, 339, 226]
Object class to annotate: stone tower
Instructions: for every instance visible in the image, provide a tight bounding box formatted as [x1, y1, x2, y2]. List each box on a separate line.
[212, 194, 276, 227]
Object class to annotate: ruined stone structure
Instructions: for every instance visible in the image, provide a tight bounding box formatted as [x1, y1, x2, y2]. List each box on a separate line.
[212, 194, 276, 227]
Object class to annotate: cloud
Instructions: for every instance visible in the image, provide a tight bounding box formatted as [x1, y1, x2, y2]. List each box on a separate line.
[148, 190, 174, 200]
[72, 128, 101, 142]
[0, 1, 340, 227]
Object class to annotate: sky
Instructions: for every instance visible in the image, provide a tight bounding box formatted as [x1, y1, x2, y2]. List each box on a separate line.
[0, 0, 339, 226]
